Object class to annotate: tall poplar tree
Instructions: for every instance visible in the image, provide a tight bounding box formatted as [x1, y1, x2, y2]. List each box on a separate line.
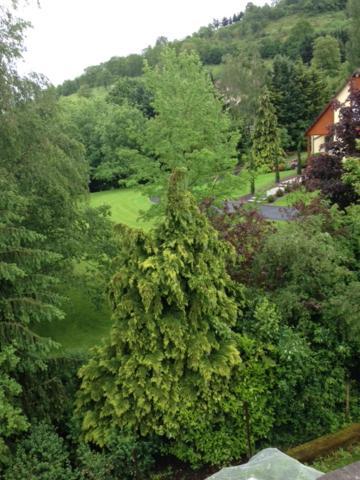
[252, 89, 284, 185]
[76, 169, 240, 446]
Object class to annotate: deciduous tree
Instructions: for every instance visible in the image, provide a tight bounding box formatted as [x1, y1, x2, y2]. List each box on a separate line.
[144, 48, 237, 203]
[312, 35, 341, 76]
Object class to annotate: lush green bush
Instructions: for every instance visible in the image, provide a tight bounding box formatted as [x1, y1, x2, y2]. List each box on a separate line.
[76, 434, 158, 480]
[0, 347, 28, 469]
[167, 334, 273, 466]
[305, 154, 358, 209]
[5, 423, 75, 480]
[20, 354, 86, 425]
[247, 217, 359, 445]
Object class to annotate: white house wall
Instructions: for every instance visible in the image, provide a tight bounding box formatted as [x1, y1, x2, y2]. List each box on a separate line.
[334, 83, 351, 124]
[311, 135, 326, 154]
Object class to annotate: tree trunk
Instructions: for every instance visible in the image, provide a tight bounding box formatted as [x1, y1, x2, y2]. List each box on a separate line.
[250, 177, 255, 195]
[345, 380, 350, 420]
[275, 157, 280, 184]
[297, 148, 302, 176]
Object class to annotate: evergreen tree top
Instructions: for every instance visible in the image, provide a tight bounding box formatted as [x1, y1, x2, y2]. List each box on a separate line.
[76, 168, 241, 444]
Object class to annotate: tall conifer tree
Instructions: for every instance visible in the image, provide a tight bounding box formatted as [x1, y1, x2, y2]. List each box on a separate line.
[0, 172, 63, 361]
[76, 169, 240, 446]
[252, 89, 284, 184]
[272, 56, 327, 149]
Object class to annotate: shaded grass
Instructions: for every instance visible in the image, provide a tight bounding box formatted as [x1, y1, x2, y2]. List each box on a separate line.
[311, 443, 360, 473]
[229, 170, 295, 199]
[35, 284, 112, 354]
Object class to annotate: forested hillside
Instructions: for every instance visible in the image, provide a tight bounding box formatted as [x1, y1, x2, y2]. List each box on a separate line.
[58, 0, 349, 95]
[1, 0, 359, 479]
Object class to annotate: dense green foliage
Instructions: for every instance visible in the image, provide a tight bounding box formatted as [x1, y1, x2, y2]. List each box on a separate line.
[346, 0, 360, 71]
[271, 56, 328, 148]
[0, 172, 62, 357]
[76, 169, 241, 449]
[312, 35, 342, 76]
[4, 423, 75, 480]
[144, 48, 237, 202]
[250, 216, 359, 442]
[1, 0, 359, 477]
[0, 2, 115, 471]
[107, 76, 154, 117]
[0, 346, 28, 467]
[252, 88, 284, 184]
[76, 434, 157, 480]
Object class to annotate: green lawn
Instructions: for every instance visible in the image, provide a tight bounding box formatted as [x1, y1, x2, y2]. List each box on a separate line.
[90, 170, 296, 229]
[40, 170, 296, 354]
[273, 188, 320, 207]
[230, 170, 295, 198]
[311, 443, 360, 473]
[90, 188, 153, 228]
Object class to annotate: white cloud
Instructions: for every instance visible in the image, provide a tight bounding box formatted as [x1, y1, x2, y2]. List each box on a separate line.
[15, 0, 268, 85]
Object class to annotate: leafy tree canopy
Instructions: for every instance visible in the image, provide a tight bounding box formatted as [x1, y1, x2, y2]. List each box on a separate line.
[312, 35, 341, 76]
[144, 48, 237, 203]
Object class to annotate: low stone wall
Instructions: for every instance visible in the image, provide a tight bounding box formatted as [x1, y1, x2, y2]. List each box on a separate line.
[287, 424, 360, 463]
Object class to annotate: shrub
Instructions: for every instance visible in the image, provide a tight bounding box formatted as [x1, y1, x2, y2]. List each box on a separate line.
[5, 423, 76, 480]
[76, 434, 158, 480]
[20, 353, 86, 425]
[276, 188, 284, 197]
[267, 194, 275, 203]
[250, 219, 359, 445]
[167, 335, 274, 466]
[304, 153, 358, 209]
[203, 201, 274, 283]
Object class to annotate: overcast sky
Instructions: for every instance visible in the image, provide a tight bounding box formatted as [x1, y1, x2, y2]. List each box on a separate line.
[15, 0, 268, 85]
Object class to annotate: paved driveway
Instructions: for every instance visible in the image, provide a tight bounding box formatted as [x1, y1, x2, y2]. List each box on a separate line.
[225, 200, 298, 221]
[259, 205, 298, 221]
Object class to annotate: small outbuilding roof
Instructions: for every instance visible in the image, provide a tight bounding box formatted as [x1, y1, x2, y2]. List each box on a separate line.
[319, 461, 360, 480]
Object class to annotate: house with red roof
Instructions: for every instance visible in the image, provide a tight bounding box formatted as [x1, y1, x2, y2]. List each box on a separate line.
[306, 70, 360, 156]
